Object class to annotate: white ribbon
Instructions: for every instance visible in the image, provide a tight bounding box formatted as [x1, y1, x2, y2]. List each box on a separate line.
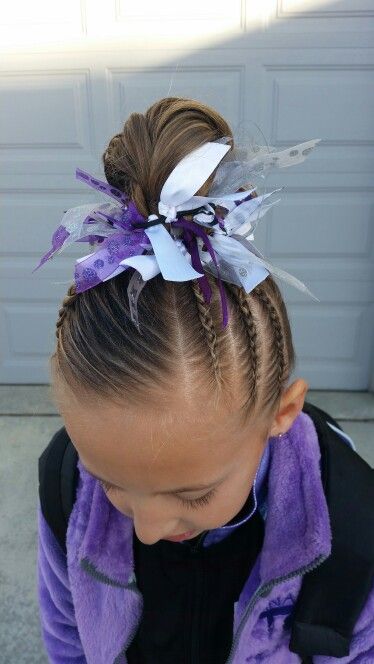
[118, 140, 277, 283]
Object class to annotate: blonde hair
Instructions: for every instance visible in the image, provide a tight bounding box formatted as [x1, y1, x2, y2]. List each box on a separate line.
[52, 96, 295, 425]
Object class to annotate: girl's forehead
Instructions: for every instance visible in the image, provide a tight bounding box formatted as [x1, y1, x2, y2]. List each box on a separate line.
[65, 399, 243, 450]
[54, 380, 251, 437]
[58, 390, 266, 478]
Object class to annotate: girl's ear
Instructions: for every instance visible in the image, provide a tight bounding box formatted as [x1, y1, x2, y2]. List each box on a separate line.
[268, 378, 309, 437]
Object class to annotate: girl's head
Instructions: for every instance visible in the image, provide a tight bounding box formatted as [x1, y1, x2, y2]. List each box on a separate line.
[51, 96, 308, 544]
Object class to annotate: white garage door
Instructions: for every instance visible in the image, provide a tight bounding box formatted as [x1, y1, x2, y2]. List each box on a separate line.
[1, 1, 373, 388]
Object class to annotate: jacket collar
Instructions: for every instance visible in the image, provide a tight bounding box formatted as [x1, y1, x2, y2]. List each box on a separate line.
[75, 410, 332, 588]
[259, 411, 332, 584]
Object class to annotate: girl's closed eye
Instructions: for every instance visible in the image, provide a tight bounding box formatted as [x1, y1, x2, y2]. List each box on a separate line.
[178, 487, 218, 509]
[99, 479, 218, 510]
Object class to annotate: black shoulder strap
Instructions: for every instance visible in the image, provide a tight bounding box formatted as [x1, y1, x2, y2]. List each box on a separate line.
[289, 401, 374, 659]
[38, 425, 78, 556]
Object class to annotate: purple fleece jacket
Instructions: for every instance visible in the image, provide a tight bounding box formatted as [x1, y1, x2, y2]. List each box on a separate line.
[37, 412, 374, 663]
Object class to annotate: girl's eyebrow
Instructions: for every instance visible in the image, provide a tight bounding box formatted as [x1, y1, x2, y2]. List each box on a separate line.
[80, 462, 225, 495]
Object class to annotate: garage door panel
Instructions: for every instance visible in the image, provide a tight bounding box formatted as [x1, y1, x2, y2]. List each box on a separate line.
[0, 70, 94, 158]
[267, 69, 373, 144]
[267, 193, 374, 258]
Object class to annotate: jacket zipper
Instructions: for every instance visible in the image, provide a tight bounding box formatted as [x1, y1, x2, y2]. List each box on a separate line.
[224, 552, 330, 664]
[190, 551, 204, 662]
[189, 531, 208, 664]
[120, 533, 209, 663]
[119, 530, 208, 664]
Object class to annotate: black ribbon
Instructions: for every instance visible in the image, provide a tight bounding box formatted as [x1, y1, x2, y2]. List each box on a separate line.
[130, 205, 216, 230]
[131, 215, 167, 229]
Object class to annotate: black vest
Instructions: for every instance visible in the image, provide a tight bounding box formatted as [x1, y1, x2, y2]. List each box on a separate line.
[126, 486, 264, 664]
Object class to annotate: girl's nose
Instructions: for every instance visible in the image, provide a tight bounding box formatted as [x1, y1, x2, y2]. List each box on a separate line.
[133, 520, 177, 545]
[131, 506, 180, 545]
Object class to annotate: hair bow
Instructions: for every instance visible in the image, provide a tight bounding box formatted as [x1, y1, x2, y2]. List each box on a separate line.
[33, 136, 321, 333]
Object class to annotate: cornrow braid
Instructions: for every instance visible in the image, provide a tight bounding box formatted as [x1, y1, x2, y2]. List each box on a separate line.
[225, 282, 260, 411]
[190, 279, 224, 389]
[253, 282, 287, 398]
[55, 283, 79, 341]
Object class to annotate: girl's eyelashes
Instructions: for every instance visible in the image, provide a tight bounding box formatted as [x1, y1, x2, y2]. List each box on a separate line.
[98, 480, 218, 510]
[177, 487, 217, 510]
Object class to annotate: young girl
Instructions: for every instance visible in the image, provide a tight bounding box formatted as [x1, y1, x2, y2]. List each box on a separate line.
[36, 97, 373, 663]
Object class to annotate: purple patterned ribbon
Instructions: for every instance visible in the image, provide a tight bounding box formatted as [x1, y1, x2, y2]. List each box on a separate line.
[75, 168, 130, 206]
[74, 230, 149, 293]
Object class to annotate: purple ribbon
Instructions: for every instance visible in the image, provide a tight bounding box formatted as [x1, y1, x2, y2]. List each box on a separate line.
[74, 229, 149, 293]
[32, 225, 70, 272]
[75, 168, 130, 206]
[173, 217, 229, 328]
